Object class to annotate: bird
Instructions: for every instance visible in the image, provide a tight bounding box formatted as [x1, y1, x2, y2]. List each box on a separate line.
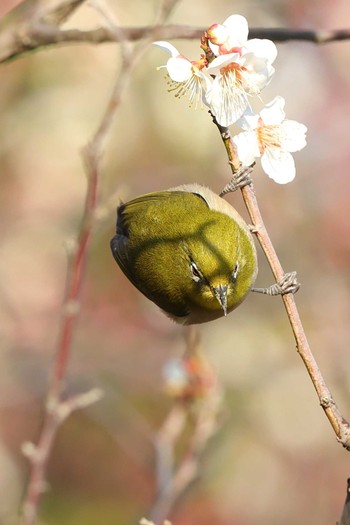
[110, 183, 258, 324]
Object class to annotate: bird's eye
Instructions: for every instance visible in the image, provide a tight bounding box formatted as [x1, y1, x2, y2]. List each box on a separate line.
[232, 261, 239, 281]
[190, 261, 203, 283]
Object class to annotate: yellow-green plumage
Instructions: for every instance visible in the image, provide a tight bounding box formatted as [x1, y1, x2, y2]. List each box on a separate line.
[110, 184, 257, 324]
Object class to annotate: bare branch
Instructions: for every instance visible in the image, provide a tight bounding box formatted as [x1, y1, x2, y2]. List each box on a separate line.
[0, 0, 87, 62]
[0, 0, 350, 65]
[40, 0, 86, 24]
[215, 123, 350, 450]
[149, 327, 223, 523]
[19, 0, 182, 523]
[150, 390, 222, 523]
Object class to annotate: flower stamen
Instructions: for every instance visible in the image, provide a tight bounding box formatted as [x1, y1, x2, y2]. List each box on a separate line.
[257, 124, 282, 154]
[166, 72, 204, 109]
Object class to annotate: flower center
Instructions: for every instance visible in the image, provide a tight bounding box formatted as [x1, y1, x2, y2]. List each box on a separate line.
[192, 57, 207, 71]
[219, 63, 245, 90]
[257, 123, 282, 154]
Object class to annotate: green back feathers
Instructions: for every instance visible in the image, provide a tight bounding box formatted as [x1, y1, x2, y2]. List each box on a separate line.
[111, 186, 257, 323]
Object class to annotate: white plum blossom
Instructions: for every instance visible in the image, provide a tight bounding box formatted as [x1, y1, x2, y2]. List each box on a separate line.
[232, 96, 307, 184]
[153, 41, 211, 108]
[205, 15, 277, 126]
[153, 16, 307, 183]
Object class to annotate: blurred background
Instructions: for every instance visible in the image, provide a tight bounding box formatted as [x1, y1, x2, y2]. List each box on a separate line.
[1, 0, 350, 524]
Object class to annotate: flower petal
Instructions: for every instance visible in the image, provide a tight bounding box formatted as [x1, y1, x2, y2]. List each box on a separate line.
[241, 66, 274, 94]
[236, 109, 260, 131]
[280, 120, 307, 152]
[261, 148, 296, 184]
[167, 57, 193, 82]
[208, 41, 220, 56]
[206, 76, 249, 126]
[153, 41, 180, 57]
[233, 131, 260, 165]
[200, 71, 214, 95]
[206, 52, 241, 74]
[222, 15, 249, 48]
[207, 23, 229, 45]
[260, 96, 286, 125]
[244, 38, 277, 64]
[242, 53, 268, 73]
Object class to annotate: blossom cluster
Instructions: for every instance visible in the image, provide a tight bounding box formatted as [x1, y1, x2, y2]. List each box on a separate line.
[154, 15, 307, 184]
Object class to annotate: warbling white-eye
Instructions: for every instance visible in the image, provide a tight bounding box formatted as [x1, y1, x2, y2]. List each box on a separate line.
[110, 184, 258, 324]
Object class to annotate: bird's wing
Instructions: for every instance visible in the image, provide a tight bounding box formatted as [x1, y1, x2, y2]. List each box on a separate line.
[110, 191, 179, 293]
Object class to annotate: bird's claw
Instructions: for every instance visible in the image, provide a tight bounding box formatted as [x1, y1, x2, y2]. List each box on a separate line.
[252, 271, 300, 296]
[220, 164, 254, 197]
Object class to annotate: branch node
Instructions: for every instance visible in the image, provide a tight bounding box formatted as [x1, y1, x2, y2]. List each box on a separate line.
[21, 441, 40, 461]
[58, 388, 104, 421]
[320, 395, 333, 409]
[63, 299, 81, 316]
[46, 393, 61, 416]
[63, 237, 78, 257]
[338, 424, 350, 451]
[248, 223, 261, 234]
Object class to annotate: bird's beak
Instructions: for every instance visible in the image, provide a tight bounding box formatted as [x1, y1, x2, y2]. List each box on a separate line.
[213, 284, 228, 316]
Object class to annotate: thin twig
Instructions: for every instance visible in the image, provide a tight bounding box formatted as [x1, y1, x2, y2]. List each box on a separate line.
[149, 327, 222, 524]
[1, 0, 350, 65]
[20, 114, 102, 523]
[150, 392, 222, 523]
[20, 1, 182, 523]
[21, 17, 139, 525]
[215, 122, 350, 450]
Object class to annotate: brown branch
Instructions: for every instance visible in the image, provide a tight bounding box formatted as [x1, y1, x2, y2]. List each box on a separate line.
[150, 394, 221, 523]
[20, 107, 102, 523]
[215, 123, 350, 450]
[0, 0, 350, 64]
[19, 1, 182, 523]
[149, 327, 222, 524]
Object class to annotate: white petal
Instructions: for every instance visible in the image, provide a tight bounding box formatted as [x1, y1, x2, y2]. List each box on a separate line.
[236, 108, 260, 131]
[239, 55, 275, 93]
[233, 131, 260, 165]
[243, 53, 268, 73]
[261, 148, 296, 184]
[207, 23, 229, 45]
[241, 67, 272, 94]
[206, 52, 241, 74]
[209, 41, 220, 56]
[260, 96, 286, 125]
[222, 15, 249, 48]
[206, 77, 249, 126]
[280, 120, 307, 152]
[153, 41, 180, 57]
[200, 71, 214, 95]
[264, 62, 276, 82]
[167, 57, 193, 82]
[244, 39, 277, 63]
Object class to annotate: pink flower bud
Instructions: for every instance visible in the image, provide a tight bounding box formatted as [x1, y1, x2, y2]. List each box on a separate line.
[207, 23, 229, 45]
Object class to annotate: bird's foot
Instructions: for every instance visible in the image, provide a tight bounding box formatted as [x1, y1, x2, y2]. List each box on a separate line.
[252, 271, 300, 296]
[220, 164, 254, 197]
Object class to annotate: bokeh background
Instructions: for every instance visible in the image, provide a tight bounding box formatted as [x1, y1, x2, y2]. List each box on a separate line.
[1, 1, 350, 524]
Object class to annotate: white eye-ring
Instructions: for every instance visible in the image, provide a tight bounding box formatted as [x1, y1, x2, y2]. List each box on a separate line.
[232, 261, 239, 281]
[190, 261, 203, 283]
